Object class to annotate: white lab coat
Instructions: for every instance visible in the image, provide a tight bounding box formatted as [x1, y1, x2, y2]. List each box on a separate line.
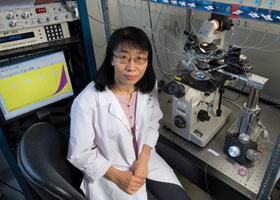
[67, 82, 182, 200]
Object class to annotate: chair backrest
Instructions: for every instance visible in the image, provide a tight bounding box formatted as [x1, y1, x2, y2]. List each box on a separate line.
[17, 122, 85, 200]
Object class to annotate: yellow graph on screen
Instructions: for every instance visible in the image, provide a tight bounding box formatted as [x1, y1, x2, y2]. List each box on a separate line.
[0, 62, 71, 112]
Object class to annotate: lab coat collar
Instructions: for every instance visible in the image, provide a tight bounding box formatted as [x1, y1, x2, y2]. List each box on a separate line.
[98, 86, 152, 131]
[98, 87, 131, 132]
[98, 86, 113, 106]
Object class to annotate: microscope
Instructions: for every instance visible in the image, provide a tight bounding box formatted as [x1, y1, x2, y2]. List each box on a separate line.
[197, 16, 269, 164]
[223, 65, 268, 165]
[160, 13, 268, 165]
[160, 14, 233, 147]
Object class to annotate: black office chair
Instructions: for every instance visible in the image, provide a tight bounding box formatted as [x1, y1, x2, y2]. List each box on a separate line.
[17, 122, 85, 200]
[18, 122, 158, 200]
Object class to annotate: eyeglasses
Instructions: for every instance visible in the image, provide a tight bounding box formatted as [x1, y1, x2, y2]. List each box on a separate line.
[113, 54, 148, 65]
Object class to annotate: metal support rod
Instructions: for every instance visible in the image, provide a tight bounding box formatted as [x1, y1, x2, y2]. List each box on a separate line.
[101, 0, 111, 42]
[246, 87, 259, 109]
[77, 0, 97, 80]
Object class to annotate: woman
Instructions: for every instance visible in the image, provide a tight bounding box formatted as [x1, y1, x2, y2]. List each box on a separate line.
[67, 26, 190, 200]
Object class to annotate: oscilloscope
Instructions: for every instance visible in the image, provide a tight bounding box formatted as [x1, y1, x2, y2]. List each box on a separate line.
[0, 51, 74, 121]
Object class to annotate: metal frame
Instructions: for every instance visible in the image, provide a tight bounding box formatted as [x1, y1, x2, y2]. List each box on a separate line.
[101, 0, 111, 42]
[0, 128, 35, 200]
[77, 0, 97, 79]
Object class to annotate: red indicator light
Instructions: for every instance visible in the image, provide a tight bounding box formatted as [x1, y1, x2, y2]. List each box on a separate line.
[35, 8, 47, 14]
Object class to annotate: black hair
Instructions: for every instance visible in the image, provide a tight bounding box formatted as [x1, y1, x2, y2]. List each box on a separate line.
[93, 26, 156, 93]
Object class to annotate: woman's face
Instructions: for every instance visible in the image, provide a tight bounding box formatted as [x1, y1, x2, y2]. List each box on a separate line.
[111, 44, 148, 89]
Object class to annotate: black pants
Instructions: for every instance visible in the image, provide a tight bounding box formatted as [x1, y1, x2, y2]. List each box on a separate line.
[146, 179, 191, 200]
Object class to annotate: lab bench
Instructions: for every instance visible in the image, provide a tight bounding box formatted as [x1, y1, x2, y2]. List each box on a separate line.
[156, 88, 280, 200]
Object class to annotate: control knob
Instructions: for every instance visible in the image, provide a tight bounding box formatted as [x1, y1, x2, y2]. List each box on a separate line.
[9, 21, 17, 27]
[174, 116, 186, 128]
[54, 16, 59, 20]
[228, 146, 240, 157]
[21, 13, 29, 19]
[246, 149, 258, 162]
[6, 13, 14, 20]
[37, 18, 45, 23]
[197, 110, 210, 122]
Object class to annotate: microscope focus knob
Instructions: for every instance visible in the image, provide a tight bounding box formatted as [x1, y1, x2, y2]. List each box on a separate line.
[228, 146, 241, 157]
[238, 133, 250, 144]
[246, 149, 258, 162]
[174, 116, 186, 128]
[197, 110, 210, 122]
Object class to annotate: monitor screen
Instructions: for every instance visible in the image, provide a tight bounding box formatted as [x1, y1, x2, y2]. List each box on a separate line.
[0, 51, 74, 121]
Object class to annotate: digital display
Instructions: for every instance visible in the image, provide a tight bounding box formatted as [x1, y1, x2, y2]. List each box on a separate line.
[36, 7, 47, 13]
[0, 51, 74, 121]
[0, 32, 35, 44]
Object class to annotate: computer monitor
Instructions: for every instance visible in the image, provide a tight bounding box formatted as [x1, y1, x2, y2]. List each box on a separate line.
[0, 51, 74, 121]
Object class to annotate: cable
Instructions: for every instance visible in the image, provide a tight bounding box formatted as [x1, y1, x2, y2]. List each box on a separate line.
[223, 96, 243, 109]
[204, 164, 209, 194]
[224, 81, 246, 102]
[153, 4, 165, 32]
[87, 14, 118, 48]
[189, 13, 199, 40]
[245, 110, 257, 134]
[240, 31, 268, 53]
[0, 178, 24, 196]
[237, 28, 255, 47]
[254, 34, 280, 50]
[246, 33, 280, 51]
[147, 2, 171, 81]
[87, 14, 118, 28]
[256, 121, 275, 146]
[165, 29, 171, 70]
[232, 18, 240, 46]
[221, 60, 260, 90]
[204, 164, 214, 200]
